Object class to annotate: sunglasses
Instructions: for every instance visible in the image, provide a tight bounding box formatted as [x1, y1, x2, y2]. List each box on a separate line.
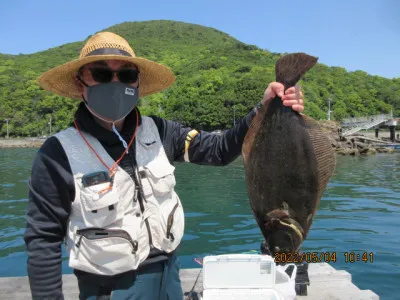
[89, 67, 139, 84]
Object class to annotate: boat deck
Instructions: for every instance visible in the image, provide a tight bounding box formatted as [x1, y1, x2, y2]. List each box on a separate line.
[0, 263, 379, 299]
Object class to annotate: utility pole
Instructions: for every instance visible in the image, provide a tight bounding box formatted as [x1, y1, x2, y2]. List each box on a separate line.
[48, 115, 52, 136]
[233, 104, 236, 126]
[224, 100, 236, 127]
[327, 98, 332, 121]
[4, 119, 9, 139]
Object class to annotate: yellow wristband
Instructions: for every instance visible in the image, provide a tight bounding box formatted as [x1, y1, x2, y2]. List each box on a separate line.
[184, 129, 199, 162]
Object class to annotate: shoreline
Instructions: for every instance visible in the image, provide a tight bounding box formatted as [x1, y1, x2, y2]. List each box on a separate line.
[0, 126, 399, 156]
[0, 138, 45, 149]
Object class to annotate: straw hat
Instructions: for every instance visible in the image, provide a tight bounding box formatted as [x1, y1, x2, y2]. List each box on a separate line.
[38, 31, 175, 99]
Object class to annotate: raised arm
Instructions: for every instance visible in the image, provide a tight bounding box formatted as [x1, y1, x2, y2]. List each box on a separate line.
[151, 82, 304, 166]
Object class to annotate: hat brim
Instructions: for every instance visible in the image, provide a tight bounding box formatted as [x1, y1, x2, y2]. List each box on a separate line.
[38, 55, 175, 99]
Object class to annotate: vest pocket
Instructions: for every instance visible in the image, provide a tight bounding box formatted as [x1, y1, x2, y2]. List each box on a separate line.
[140, 159, 176, 197]
[79, 182, 123, 228]
[73, 228, 139, 275]
[160, 194, 185, 252]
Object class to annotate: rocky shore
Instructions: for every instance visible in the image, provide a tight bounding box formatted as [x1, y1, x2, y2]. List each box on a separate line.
[319, 120, 397, 156]
[0, 138, 44, 149]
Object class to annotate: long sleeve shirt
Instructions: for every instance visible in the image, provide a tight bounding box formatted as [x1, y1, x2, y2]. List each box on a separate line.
[24, 102, 256, 299]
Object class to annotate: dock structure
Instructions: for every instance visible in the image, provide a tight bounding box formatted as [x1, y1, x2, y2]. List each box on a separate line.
[340, 113, 393, 137]
[0, 263, 379, 299]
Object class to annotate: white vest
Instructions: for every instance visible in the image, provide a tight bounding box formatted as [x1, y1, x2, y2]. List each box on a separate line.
[54, 116, 185, 276]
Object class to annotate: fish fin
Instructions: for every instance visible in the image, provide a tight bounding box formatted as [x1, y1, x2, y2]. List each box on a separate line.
[242, 102, 268, 165]
[301, 114, 337, 213]
[275, 53, 318, 89]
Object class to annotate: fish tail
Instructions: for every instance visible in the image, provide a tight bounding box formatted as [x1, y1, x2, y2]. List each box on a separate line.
[275, 53, 318, 89]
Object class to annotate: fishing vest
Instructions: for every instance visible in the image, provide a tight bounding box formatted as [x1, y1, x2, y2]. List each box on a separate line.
[54, 116, 185, 276]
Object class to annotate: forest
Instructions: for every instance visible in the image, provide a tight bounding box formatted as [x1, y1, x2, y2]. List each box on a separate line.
[0, 20, 398, 137]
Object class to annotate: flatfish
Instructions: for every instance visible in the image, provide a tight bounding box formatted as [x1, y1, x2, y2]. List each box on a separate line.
[242, 53, 336, 255]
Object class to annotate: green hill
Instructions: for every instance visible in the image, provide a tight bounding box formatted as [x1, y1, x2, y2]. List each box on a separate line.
[0, 20, 398, 137]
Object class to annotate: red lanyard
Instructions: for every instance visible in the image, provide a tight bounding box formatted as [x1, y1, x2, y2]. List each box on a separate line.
[73, 109, 139, 193]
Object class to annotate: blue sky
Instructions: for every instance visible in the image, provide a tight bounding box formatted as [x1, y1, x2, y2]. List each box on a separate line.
[0, 0, 399, 78]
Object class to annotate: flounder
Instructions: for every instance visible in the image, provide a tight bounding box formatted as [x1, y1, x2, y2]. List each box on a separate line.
[242, 53, 336, 255]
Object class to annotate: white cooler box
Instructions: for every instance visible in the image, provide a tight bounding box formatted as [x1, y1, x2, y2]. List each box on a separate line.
[202, 254, 288, 300]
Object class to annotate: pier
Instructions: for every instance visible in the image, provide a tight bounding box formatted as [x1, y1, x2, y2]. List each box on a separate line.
[0, 263, 379, 299]
[340, 114, 398, 139]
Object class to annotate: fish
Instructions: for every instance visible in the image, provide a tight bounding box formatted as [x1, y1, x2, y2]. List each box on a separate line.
[242, 53, 336, 256]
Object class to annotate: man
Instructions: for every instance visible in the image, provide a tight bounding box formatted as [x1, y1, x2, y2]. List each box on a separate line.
[24, 32, 304, 299]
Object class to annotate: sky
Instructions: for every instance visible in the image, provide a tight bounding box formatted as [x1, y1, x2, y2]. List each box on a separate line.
[0, 0, 399, 79]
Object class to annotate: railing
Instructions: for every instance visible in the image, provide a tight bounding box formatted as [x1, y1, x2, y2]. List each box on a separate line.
[341, 114, 393, 127]
[341, 114, 393, 137]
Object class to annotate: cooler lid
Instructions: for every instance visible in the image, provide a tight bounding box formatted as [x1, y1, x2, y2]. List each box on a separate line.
[202, 254, 276, 289]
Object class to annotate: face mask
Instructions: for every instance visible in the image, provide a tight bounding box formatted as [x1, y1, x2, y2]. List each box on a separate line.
[84, 82, 139, 123]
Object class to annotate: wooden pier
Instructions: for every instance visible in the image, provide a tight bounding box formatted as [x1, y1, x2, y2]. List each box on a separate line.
[0, 263, 379, 299]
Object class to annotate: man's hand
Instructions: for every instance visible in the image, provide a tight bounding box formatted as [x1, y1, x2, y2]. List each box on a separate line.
[261, 82, 304, 113]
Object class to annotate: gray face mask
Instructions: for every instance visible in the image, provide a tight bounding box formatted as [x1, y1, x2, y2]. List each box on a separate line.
[85, 82, 139, 122]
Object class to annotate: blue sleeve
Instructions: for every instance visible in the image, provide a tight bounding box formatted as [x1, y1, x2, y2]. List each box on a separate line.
[24, 137, 74, 299]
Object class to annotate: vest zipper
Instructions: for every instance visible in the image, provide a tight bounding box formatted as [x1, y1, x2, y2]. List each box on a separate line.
[144, 219, 153, 248]
[135, 168, 154, 248]
[166, 202, 179, 242]
[129, 150, 154, 249]
[76, 228, 139, 254]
